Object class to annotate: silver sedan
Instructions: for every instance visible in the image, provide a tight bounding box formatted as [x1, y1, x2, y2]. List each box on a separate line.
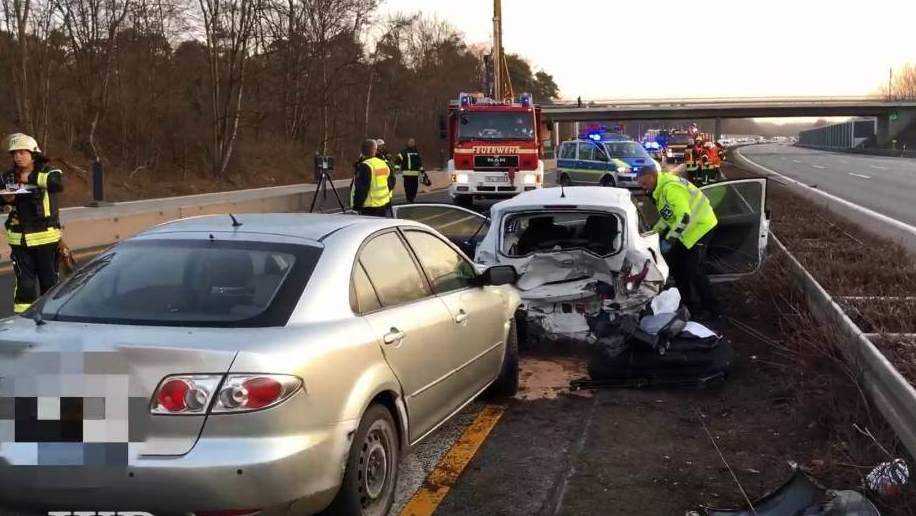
[0, 213, 521, 515]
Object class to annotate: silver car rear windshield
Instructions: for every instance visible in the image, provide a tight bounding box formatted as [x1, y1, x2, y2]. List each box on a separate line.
[35, 239, 321, 327]
[501, 211, 624, 257]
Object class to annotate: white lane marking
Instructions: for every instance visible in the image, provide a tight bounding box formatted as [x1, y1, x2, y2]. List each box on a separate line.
[792, 160, 801, 163]
[811, 165, 826, 169]
[870, 165, 888, 170]
[849, 173, 872, 179]
[734, 148, 916, 240]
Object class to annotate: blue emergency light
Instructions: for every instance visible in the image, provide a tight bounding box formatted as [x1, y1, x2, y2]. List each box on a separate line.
[588, 133, 602, 142]
[520, 93, 532, 107]
[459, 93, 471, 107]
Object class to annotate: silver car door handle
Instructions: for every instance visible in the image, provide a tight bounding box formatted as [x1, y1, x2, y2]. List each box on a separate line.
[454, 309, 468, 324]
[383, 328, 406, 345]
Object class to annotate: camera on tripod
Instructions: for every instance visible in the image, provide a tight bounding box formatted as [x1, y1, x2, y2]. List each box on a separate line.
[313, 155, 335, 181]
[309, 154, 346, 213]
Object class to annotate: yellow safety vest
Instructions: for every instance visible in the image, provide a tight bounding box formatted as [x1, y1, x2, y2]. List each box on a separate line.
[352, 157, 392, 208]
[651, 173, 717, 249]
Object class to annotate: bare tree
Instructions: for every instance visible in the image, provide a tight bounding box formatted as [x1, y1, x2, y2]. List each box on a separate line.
[1, 0, 35, 132]
[890, 64, 916, 100]
[58, 0, 133, 159]
[303, 0, 375, 153]
[361, 13, 413, 138]
[197, 0, 260, 177]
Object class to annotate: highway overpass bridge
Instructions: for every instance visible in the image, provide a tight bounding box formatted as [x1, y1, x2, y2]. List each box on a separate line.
[541, 96, 916, 146]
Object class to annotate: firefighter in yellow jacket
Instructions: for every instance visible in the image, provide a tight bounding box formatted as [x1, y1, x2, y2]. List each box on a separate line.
[636, 167, 720, 318]
[1, 133, 64, 314]
[351, 139, 395, 217]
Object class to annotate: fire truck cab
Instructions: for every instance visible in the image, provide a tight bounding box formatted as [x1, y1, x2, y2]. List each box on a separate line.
[446, 92, 545, 207]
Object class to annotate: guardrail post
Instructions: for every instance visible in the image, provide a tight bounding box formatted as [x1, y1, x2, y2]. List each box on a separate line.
[86, 158, 110, 207]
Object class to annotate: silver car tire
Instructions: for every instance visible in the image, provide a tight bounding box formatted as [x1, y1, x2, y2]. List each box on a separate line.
[486, 320, 519, 398]
[325, 404, 399, 516]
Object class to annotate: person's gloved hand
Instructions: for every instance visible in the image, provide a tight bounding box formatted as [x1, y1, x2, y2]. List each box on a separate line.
[660, 239, 672, 254]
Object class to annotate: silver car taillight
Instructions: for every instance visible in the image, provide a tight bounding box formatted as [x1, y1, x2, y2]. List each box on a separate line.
[151, 374, 302, 415]
[151, 375, 222, 415]
[211, 374, 302, 413]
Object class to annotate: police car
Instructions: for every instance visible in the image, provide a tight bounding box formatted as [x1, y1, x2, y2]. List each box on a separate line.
[556, 134, 662, 188]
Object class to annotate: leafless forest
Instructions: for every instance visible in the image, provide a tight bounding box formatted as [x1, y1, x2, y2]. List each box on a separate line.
[0, 0, 558, 199]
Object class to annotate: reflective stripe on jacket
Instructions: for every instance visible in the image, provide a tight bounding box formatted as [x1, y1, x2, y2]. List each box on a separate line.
[398, 149, 423, 176]
[351, 157, 392, 208]
[651, 172, 717, 249]
[3, 165, 63, 247]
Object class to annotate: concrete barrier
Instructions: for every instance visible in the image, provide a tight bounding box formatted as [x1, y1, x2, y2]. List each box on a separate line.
[0, 170, 452, 264]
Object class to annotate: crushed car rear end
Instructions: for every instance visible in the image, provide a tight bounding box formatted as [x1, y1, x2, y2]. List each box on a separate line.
[475, 187, 669, 343]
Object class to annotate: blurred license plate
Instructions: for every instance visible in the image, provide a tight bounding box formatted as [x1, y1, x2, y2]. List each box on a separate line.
[485, 175, 510, 183]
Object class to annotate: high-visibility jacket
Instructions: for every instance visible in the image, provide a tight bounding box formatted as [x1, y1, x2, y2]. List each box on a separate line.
[702, 147, 720, 169]
[351, 157, 393, 208]
[651, 172, 717, 249]
[2, 164, 63, 247]
[396, 148, 423, 177]
[684, 148, 698, 170]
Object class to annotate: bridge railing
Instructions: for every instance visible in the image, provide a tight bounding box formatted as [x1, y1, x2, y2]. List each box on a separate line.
[543, 95, 916, 107]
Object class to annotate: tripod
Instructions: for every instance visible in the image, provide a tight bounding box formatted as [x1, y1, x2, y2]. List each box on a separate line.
[309, 155, 347, 213]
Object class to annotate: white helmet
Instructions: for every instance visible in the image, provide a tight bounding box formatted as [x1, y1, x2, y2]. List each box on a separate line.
[7, 133, 41, 154]
[376, 139, 386, 146]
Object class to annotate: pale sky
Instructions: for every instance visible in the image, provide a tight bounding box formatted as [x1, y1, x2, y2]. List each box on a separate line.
[381, 0, 916, 101]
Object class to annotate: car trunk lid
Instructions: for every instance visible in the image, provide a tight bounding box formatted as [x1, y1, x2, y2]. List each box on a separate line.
[0, 319, 239, 462]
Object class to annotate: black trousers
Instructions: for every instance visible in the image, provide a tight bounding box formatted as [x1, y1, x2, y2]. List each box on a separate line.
[663, 231, 718, 313]
[403, 175, 420, 203]
[357, 204, 391, 218]
[10, 242, 59, 313]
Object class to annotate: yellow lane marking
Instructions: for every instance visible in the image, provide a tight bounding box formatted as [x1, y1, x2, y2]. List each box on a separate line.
[400, 404, 506, 516]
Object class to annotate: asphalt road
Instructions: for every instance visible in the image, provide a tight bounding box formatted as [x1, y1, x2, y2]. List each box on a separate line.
[739, 143, 916, 226]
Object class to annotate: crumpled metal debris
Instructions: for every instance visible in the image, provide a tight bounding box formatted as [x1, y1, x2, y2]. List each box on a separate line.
[864, 458, 909, 497]
[702, 468, 880, 516]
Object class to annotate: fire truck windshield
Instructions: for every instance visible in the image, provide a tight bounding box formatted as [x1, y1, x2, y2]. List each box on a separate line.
[458, 112, 535, 141]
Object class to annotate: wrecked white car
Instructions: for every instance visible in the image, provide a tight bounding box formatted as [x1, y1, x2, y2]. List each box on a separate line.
[392, 180, 768, 343]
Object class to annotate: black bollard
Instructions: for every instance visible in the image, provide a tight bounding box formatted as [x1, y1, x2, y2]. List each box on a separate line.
[87, 158, 110, 207]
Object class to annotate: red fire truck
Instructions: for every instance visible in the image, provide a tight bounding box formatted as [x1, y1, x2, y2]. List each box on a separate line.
[446, 92, 545, 207]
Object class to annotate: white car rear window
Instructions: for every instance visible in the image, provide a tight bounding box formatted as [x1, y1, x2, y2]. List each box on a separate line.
[501, 212, 623, 257]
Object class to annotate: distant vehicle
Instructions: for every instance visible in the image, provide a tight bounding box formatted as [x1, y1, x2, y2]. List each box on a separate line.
[0, 213, 523, 515]
[642, 140, 664, 160]
[555, 136, 661, 188]
[665, 133, 694, 162]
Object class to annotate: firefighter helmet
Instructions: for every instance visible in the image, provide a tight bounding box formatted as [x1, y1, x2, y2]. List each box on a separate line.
[7, 133, 41, 154]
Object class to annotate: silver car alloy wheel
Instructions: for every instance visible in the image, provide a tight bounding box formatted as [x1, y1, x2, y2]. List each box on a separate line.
[359, 419, 395, 510]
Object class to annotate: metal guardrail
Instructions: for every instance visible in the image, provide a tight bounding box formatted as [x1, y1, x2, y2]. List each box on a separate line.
[0, 179, 349, 265]
[772, 235, 916, 458]
[732, 148, 916, 256]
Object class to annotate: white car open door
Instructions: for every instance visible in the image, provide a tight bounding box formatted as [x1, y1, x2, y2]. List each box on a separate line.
[699, 178, 769, 282]
[390, 204, 490, 258]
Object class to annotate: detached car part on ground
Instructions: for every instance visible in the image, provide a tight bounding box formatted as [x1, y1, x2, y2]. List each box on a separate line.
[393, 182, 769, 383]
[0, 214, 522, 515]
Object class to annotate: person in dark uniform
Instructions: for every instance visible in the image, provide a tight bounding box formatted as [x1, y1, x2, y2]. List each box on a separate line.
[395, 138, 425, 203]
[1, 133, 64, 314]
